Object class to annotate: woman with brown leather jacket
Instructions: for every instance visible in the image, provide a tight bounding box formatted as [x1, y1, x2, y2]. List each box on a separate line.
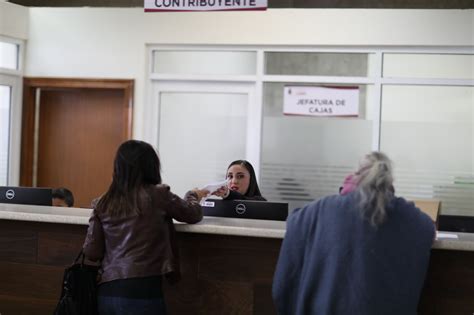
[83, 140, 208, 315]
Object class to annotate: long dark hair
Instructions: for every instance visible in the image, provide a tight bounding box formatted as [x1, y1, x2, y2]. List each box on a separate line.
[227, 160, 263, 198]
[96, 140, 162, 217]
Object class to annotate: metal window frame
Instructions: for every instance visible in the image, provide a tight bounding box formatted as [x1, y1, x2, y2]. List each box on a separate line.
[147, 45, 474, 178]
[0, 36, 25, 186]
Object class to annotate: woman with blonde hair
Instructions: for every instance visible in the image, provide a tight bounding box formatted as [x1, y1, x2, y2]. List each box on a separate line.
[273, 151, 435, 315]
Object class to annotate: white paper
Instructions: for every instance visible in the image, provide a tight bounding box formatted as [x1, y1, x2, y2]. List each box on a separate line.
[201, 180, 228, 193]
[436, 232, 459, 239]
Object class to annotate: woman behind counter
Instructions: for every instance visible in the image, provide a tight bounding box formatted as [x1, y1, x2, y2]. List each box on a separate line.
[212, 159, 266, 201]
[83, 140, 208, 315]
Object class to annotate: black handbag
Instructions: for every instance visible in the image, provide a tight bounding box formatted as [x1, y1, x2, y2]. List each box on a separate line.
[53, 250, 100, 315]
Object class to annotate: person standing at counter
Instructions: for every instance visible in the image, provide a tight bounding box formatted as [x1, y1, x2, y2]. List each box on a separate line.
[212, 159, 266, 201]
[272, 151, 435, 315]
[83, 140, 208, 315]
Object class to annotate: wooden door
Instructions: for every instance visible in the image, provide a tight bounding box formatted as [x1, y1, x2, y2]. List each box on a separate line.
[21, 78, 133, 208]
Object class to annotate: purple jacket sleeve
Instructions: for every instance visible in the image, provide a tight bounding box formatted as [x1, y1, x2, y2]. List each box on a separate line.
[83, 209, 105, 262]
[158, 185, 203, 224]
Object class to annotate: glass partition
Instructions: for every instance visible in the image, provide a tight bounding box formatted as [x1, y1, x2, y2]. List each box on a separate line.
[260, 82, 374, 210]
[0, 41, 19, 70]
[158, 91, 248, 197]
[148, 46, 473, 218]
[265, 52, 376, 77]
[380, 85, 474, 216]
[153, 50, 257, 75]
[383, 54, 474, 79]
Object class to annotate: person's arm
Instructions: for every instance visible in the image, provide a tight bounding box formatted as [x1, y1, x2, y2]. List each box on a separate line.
[83, 209, 105, 262]
[158, 185, 205, 224]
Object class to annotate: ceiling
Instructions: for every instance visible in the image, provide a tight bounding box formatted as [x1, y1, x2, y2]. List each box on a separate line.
[6, 0, 474, 8]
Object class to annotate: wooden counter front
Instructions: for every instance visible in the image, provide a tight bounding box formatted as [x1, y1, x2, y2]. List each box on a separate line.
[0, 218, 473, 315]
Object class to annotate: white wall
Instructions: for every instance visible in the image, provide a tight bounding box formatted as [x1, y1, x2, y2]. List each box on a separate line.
[0, 1, 28, 39]
[24, 8, 473, 141]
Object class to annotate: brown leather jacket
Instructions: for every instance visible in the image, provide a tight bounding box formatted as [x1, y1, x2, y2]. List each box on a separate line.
[83, 184, 202, 284]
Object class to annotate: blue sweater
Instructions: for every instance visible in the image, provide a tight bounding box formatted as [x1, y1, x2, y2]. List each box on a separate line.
[272, 193, 435, 315]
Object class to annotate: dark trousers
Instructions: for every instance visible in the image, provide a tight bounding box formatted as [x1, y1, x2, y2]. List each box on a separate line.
[97, 295, 167, 315]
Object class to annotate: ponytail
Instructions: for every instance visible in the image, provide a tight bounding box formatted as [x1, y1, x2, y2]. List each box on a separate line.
[356, 152, 394, 226]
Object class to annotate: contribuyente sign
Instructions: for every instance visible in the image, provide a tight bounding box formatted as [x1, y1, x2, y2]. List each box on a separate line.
[283, 86, 359, 117]
[145, 0, 267, 12]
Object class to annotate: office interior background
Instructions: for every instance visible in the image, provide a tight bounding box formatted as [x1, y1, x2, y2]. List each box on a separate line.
[0, 0, 472, 216]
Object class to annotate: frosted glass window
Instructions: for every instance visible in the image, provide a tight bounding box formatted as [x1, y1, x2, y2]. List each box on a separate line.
[0, 85, 11, 185]
[384, 54, 474, 79]
[380, 85, 474, 216]
[152, 51, 256, 75]
[158, 92, 248, 197]
[261, 82, 374, 211]
[0, 42, 19, 70]
[265, 52, 376, 77]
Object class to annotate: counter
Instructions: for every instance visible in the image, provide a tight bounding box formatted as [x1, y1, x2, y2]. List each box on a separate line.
[0, 204, 473, 314]
[1, 203, 473, 250]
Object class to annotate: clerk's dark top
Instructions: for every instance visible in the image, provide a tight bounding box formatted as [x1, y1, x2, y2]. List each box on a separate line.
[224, 189, 266, 201]
[272, 192, 435, 315]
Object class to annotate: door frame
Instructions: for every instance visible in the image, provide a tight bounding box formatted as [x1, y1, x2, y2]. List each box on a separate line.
[20, 77, 134, 186]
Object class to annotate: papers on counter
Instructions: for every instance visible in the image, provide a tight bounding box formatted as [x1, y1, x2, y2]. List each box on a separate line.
[436, 232, 459, 240]
[201, 180, 228, 194]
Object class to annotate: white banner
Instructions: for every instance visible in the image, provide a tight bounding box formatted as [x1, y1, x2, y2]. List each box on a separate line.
[145, 0, 267, 11]
[283, 86, 359, 117]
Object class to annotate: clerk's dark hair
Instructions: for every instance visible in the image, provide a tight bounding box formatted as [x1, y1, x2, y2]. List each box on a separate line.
[96, 140, 161, 217]
[52, 188, 74, 207]
[227, 160, 263, 198]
